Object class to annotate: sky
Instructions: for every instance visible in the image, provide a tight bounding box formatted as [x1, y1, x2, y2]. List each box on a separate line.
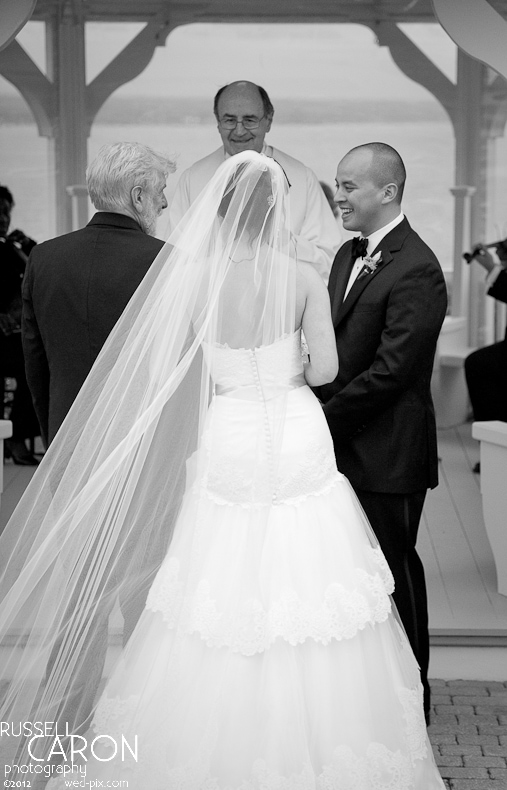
[0, 21, 457, 102]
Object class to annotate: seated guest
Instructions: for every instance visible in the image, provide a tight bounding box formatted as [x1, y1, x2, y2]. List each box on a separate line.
[465, 241, 507, 428]
[168, 80, 341, 280]
[0, 185, 40, 465]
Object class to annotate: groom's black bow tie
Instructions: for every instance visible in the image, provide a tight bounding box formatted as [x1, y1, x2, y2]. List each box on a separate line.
[350, 236, 368, 262]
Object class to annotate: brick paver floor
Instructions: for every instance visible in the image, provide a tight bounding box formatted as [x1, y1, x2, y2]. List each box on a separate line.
[428, 679, 507, 789]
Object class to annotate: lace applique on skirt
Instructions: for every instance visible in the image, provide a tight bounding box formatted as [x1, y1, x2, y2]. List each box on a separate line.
[146, 557, 393, 654]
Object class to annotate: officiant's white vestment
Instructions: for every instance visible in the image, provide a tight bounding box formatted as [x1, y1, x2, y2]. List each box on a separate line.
[168, 145, 341, 280]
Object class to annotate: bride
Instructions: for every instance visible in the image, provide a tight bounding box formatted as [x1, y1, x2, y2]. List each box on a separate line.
[0, 151, 444, 788]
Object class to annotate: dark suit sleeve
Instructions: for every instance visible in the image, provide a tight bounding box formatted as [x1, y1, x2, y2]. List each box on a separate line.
[21, 254, 50, 448]
[488, 268, 507, 304]
[323, 259, 447, 440]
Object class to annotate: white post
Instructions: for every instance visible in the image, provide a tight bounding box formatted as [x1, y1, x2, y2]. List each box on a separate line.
[471, 420, 507, 596]
[0, 420, 13, 517]
[66, 184, 89, 231]
[450, 186, 476, 319]
[46, 5, 88, 235]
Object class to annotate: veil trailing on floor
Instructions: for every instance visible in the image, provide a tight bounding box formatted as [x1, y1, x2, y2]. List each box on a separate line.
[0, 151, 296, 765]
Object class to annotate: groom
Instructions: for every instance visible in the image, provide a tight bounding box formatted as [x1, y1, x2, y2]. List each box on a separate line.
[318, 143, 447, 722]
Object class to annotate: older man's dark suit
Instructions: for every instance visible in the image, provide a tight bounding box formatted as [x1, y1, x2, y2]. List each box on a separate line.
[22, 212, 164, 447]
[21, 211, 165, 735]
[318, 217, 447, 719]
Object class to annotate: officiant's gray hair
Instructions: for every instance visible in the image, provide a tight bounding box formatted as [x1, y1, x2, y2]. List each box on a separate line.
[87, 142, 176, 212]
[352, 142, 406, 203]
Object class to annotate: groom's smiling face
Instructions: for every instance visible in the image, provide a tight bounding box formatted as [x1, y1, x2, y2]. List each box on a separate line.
[334, 149, 387, 237]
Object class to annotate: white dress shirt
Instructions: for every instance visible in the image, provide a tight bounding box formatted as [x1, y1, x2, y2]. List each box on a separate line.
[344, 212, 404, 300]
[167, 145, 341, 281]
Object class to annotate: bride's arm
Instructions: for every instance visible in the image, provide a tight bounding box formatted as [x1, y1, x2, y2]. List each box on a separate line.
[298, 263, 338, 386]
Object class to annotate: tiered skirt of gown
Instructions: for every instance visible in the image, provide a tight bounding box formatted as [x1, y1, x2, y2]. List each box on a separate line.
[50, 333, 445, 789]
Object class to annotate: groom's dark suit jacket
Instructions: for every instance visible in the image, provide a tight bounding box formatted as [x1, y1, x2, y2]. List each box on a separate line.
[22, 212, 164, 447]
[318, 217, 447, 494]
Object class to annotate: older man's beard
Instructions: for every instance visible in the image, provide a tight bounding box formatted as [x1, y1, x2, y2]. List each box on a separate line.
[140, 202, 159, 236]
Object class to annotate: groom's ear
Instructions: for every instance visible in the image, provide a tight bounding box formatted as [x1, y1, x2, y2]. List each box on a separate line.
[381, 183, 398, 205]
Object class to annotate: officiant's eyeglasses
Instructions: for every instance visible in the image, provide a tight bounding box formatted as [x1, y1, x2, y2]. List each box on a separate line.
[218, 115, 266, 130]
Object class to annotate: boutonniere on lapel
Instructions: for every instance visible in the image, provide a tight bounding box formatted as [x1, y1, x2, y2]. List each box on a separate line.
[357, 251, 382, 280]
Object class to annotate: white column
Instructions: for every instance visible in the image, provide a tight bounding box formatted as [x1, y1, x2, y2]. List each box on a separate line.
[0, 420, 13, 518]
[46, 5, 87, 236]
[433, 0, 507, 349]
[449, 186, 475, 320]
[66, 185, 89, 231]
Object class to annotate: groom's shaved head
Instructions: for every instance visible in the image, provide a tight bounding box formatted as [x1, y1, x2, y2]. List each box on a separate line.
[347, 143, 406, 203]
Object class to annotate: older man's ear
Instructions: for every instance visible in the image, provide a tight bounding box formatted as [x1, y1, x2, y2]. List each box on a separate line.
[131, 185, 143, 212]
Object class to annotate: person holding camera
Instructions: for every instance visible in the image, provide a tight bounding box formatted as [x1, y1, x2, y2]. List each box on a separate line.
[464, 240, 507, 467]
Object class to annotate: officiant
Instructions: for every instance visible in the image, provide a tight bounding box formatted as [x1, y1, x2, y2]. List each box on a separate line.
[167, 80, 341, 281]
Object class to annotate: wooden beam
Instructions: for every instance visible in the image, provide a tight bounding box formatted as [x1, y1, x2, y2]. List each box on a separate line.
[30, 0, 437, 25]
[86, 12, 174, 128]
[368, 20, 456, 128]
[0, 39, 54, 135]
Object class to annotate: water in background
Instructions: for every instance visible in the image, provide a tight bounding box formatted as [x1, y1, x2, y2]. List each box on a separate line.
[0, 118, 454, 267]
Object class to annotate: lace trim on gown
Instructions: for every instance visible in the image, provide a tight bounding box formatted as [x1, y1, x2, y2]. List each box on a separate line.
[145, 548, 394, 654]
[202, 442, 341, 508]
[91, 683, 428, 790]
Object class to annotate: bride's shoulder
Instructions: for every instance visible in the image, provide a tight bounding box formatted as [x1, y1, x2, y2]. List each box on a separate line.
[296, 260, 327, 294]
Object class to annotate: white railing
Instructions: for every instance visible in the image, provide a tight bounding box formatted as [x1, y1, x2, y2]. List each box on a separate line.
[0, 419, 13, 515]
[432, 315, 475, 428]
[472, 420, 507, 596]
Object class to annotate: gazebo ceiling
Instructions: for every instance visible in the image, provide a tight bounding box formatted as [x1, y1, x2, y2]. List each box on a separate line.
[24, 0, 467, 25]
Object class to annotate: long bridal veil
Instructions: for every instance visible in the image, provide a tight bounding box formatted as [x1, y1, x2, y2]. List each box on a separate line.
[0, 151, 296, 765]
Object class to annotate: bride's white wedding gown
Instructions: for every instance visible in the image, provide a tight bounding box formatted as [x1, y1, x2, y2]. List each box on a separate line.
[50, 330, 444, 789]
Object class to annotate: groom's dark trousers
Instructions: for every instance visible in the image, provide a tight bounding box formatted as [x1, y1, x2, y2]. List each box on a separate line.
[317, 217, 447, 722]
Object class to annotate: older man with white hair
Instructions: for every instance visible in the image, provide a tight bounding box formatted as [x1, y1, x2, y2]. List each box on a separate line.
[168, 81, 340, 280]
[21, 141, 176, 741]
[23, 141, 175, 449]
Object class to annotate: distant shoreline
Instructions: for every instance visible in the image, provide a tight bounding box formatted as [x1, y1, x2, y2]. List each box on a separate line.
[0, 95, 449, 125]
